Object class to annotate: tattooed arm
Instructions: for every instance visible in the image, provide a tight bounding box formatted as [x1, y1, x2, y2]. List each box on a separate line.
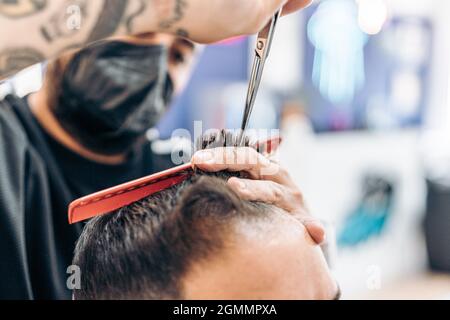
[0, 0, 312, 79]
[0, 0, 156, 78]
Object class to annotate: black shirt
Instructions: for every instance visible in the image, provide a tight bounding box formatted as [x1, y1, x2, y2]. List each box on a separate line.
[0, 94, 160, 300]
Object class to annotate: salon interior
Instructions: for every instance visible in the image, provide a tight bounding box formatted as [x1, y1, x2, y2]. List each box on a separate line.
[1, 0, 449, 300]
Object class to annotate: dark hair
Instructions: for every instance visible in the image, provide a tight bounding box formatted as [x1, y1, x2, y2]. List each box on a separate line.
[72, 131, 271, 300]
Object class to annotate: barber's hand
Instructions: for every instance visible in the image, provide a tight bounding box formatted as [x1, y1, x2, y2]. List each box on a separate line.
[192, 146, 326, 244]
[164, 0, 313, 43]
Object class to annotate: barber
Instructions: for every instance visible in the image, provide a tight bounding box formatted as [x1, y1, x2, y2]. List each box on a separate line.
[0, 0, 314, 300]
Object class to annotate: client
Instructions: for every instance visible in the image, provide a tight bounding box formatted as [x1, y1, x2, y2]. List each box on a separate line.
[72, 131, 339, 300]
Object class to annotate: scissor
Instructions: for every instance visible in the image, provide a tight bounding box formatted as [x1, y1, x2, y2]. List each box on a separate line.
[239, 9, 282, 145]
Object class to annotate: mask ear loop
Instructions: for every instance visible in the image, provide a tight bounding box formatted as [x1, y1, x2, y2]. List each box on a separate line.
[67, 136, 282, 224]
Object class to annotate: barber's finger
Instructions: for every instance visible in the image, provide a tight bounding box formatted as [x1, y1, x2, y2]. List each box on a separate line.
[299, 218, 326, 245]
[282, 0, 313, 15]
[227, 177, 303, 213]
[227, 177, 326, 244]
[192, 147, 294, 187]
[192, 147, 267, 175]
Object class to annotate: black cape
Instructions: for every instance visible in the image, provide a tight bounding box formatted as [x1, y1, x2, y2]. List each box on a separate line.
[0, 95, 164, 299]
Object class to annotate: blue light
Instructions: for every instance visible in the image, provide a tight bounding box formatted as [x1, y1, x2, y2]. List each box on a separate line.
[307, 0, 368, 104]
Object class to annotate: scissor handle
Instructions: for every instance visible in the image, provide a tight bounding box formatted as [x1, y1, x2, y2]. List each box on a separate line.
[255, 9, 282, 59]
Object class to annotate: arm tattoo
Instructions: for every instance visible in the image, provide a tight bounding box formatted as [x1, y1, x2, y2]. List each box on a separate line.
[40, 0, 130, 55]
[176, 28, 189, 38]
[85, 0, 128, 44]
[0, 0, 161, 78]
[40, 0, 87, 43]
[0, 0, 47, 18]
[159, 0, 187, 30]
[124, 0, 189, 37]
[124, 0, 147, 33]
[158, 0, 190, 38]
[0, 47, 44, 77]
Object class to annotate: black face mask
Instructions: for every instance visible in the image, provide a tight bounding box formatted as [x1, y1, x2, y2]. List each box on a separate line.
[54, 40, 174, 156]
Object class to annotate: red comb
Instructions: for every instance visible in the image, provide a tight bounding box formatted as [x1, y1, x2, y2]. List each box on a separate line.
[68, 164, 193, 224]
[68, 136, 282, 224]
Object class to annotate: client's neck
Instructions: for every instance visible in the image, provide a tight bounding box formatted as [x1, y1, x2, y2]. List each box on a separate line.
[29, 89, 127, 165]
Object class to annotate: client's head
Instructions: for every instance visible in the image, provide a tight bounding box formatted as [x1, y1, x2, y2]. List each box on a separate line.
[72, 132, 339, 300]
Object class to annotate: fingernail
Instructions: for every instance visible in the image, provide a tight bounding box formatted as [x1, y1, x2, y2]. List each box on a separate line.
[307, 220, 324, 228]
[194, 151, 214, 163]
[306, 220, 327, 243]
[309, 220, 325, 231]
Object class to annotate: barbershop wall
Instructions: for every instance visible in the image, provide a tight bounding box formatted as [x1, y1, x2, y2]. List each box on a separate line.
[280, 126, 427, 297]
[159, 0, 449, 298]
[278, 0, 448, 298]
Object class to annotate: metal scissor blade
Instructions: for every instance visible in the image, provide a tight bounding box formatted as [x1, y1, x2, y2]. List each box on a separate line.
[240, 9, 282, 144]
[241, 56, 262, 134]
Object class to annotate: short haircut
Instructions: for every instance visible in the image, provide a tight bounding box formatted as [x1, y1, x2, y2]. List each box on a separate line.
[72, 131, 273, 300]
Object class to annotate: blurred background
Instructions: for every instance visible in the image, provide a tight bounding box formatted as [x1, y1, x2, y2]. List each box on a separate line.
[1, 0, 449, 300]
